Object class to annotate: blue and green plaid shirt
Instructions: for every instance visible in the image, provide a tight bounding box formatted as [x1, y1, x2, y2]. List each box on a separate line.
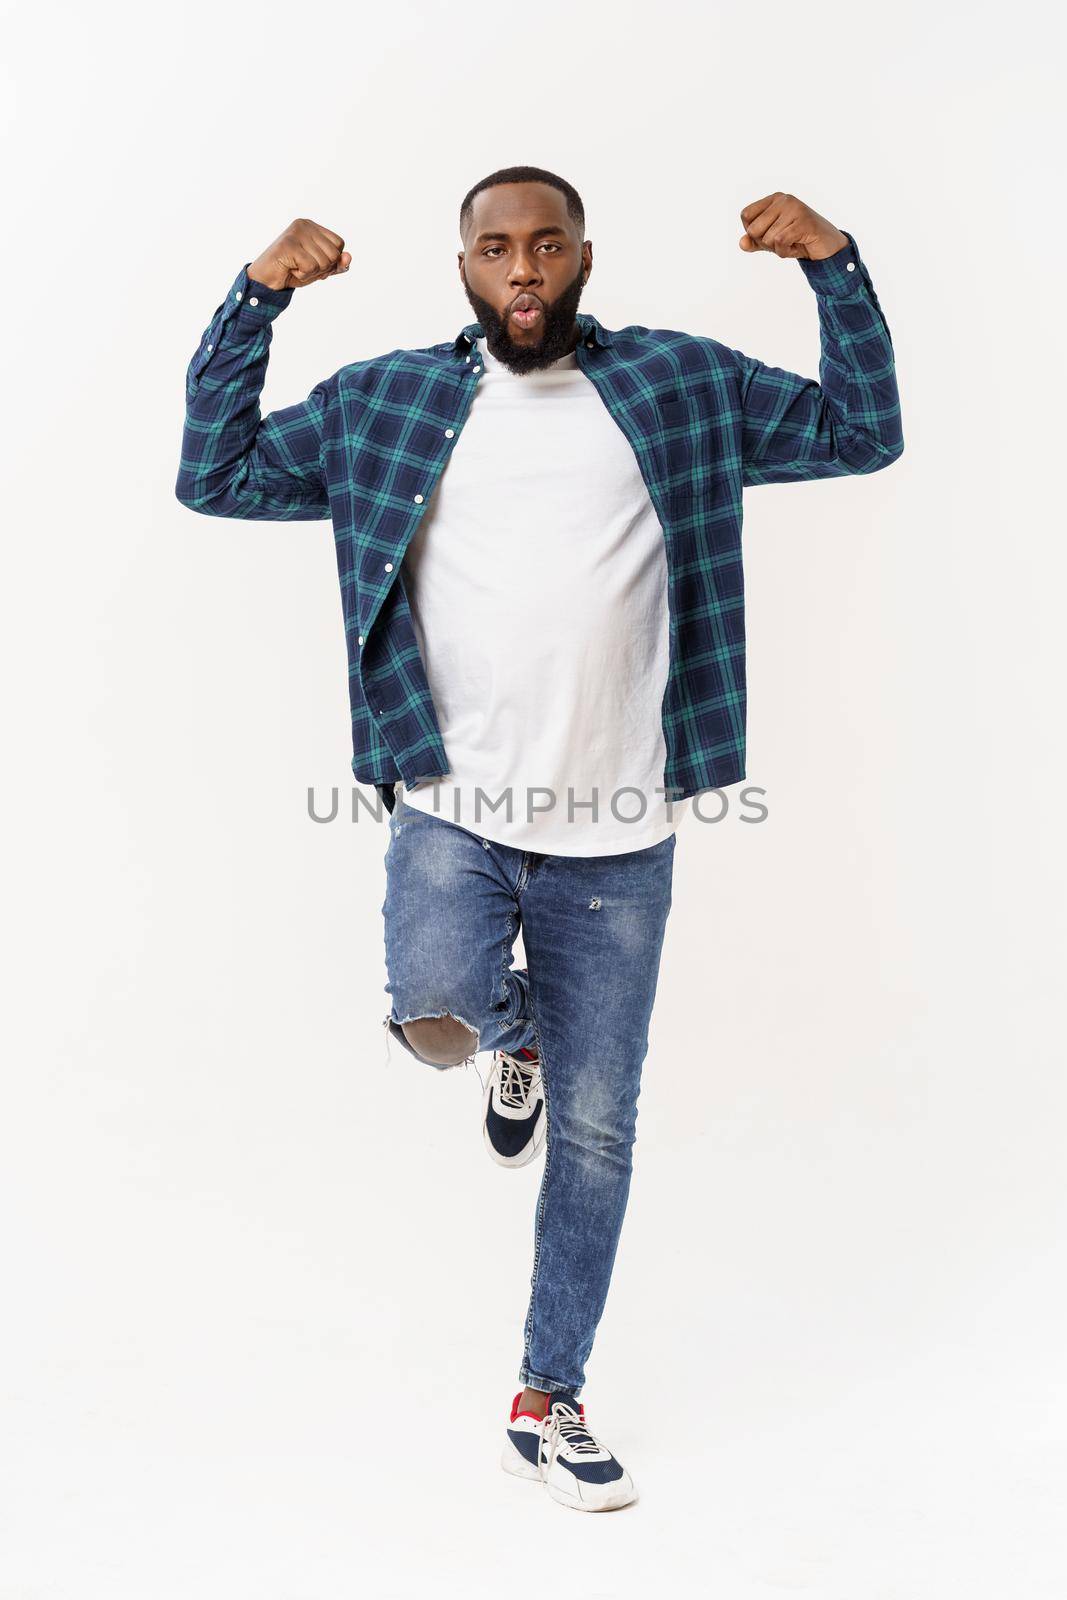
[176, 230, 902, 812]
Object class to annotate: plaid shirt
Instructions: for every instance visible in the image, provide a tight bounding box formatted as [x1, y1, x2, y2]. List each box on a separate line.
[176, 230, 902, 812]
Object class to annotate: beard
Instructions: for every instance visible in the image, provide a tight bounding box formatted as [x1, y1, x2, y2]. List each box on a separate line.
[462, 262, 587, 375]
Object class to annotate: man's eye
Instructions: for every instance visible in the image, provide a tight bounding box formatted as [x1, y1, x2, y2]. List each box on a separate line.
[482, 243, 562, 258]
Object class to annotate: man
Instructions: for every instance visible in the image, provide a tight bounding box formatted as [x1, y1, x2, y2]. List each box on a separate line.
[175, 166, 903, 1512]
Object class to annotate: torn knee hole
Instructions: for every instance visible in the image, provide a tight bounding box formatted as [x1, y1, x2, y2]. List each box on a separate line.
[400, 1011, 480, 1065]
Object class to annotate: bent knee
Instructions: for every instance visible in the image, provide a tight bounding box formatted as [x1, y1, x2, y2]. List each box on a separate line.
[401, 1012, 479, 1065]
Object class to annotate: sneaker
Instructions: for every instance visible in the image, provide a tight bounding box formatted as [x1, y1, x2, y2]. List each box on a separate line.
[482, 1046, 546, 1168]
[500, 1389, 637, 1511]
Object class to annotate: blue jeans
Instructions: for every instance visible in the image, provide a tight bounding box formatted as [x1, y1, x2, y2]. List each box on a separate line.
[380, 797, 676, 1395]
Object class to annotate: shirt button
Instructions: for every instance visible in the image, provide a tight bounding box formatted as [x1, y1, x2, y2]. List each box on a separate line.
[206, 343, 213, 352]
[444, 428, 455, 438]
[235, 291, 243, 301]
[414, 494, 424, 504]
[357, 634, 364, 645]
[384, 562, 393, 571]
[465, 355, 471, 363]
[846, 262, 855, 271]
[249, 296, 259, 306]
[472, 365, 481, 374]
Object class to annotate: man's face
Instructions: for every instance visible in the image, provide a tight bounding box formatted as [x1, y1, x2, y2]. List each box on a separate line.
[459, 182, 593, 375]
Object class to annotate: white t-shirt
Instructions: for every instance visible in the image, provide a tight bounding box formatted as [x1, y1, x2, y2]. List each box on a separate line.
[399, 333, 689, 856]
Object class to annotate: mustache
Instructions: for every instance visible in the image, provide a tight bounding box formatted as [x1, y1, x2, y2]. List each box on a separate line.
[463, 267, 586, 369]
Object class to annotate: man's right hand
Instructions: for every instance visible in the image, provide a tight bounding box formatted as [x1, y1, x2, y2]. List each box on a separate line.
[247, 219, 352, 291]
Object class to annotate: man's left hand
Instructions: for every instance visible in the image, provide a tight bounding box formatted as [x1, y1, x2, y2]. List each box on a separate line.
[738, 193, 848, 261]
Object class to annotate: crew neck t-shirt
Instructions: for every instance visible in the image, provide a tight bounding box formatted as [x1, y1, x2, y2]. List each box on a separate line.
[398, 333, 689, 855]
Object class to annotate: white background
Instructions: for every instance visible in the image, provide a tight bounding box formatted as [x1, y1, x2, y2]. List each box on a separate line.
[4, 0, 1065, 1594]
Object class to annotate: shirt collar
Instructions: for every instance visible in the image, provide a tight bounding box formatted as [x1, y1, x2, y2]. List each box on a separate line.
[452, 311, 613, 356]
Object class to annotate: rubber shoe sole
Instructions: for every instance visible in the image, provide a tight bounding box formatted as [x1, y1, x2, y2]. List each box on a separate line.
[500, 1433, 638, 1511]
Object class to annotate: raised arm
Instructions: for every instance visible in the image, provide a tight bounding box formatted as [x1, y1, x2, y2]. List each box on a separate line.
[175, 218, 352, 520]
[726, 192, 903, 487]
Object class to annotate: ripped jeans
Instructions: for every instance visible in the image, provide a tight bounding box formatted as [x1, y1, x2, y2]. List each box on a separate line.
[380, 795, 676, 1395]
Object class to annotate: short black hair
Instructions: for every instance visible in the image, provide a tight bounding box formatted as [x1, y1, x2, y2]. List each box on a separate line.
[459, 165, 585, 242]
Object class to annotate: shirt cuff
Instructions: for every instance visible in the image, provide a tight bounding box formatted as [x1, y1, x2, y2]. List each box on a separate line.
[797, 230, 866, 296]
[230, 261, 295, 318]
[187, 265, 295, 392]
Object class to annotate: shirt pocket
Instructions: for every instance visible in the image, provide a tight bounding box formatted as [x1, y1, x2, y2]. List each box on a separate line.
[654, 386, 720, 501]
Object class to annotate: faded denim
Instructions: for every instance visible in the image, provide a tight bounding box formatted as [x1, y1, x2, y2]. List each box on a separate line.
[381, 795, 676, 1395]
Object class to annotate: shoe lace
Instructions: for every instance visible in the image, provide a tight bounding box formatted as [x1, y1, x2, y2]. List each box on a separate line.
[498, 1052, 540, 1109]
[539, 1402, 600, 1475]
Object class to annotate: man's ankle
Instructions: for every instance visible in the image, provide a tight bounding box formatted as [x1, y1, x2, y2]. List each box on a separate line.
[519, 1384, 551, 1418]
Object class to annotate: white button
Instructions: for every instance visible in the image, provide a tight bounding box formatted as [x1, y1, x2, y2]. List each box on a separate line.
[846, 262, 855, 271]
[357, 635, 364, 645]
[444, 428, 455, 438]
[249, 296, 259, 306]
[465, 355, 471, 363]
[235, 291, 242, 301]
[206, 343, 213, 351]
[472, 365, 481, 374]
[384, 562, 393, 572]
[414, 494, 424, 504]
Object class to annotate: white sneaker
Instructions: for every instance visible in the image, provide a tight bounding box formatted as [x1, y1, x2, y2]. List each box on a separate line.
[501, 1389, 638, 1511]
[482, 1047, 546, 1168]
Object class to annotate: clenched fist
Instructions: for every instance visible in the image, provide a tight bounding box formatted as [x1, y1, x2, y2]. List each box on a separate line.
[738, 194, 848, 262]
[247, 219, 352, 291]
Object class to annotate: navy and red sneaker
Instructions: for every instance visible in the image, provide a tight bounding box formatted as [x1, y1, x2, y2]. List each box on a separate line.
[500, 1388, 637, 1511]
[482, 1046, 546, 1168]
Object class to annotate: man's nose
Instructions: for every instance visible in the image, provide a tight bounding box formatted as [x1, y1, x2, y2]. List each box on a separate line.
[509, 255, 542, 284]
